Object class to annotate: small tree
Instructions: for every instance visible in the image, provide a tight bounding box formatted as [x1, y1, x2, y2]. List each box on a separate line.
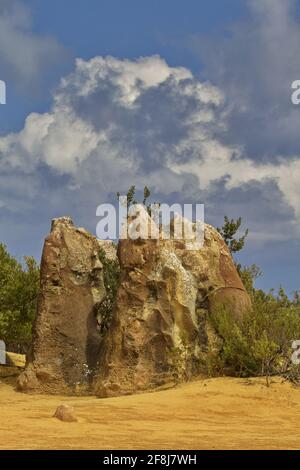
[117, 185, 155, 215]
[143, 186, 151, 206]
[252, 332, 279, 387]
[217, 216, 258, 292]
[217, 216, 249, 254]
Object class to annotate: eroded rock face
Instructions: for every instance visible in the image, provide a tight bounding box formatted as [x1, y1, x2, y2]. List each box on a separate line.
[94, 222, 251, 397]
[17, 214, 250, 398]
[18, 217, 107, 395]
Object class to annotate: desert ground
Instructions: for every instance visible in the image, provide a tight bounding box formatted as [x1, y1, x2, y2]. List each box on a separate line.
[1, 375, 300, 450]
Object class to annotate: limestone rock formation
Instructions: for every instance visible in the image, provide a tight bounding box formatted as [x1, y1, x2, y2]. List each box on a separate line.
[18, 217, 107, 394]
[17, 213, 250, 398]
[94, 220, 251, 397]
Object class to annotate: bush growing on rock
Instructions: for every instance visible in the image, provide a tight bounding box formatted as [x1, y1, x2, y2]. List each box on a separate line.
[217, 216, 249, 254]
[96, 246, 120, 335]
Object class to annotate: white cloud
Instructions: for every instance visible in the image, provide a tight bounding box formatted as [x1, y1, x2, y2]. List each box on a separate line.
[0, 53, 300, 241]
[172, 140, 300, 222]
[0, 55, 222, 180]
[71, 55, 192, 105]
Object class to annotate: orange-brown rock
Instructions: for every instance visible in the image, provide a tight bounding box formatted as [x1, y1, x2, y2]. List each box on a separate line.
[53, 404, 77, 422]
[18, 217, 107, 395]
[94, 220, 250, 397]
[17, 213, 250, 398]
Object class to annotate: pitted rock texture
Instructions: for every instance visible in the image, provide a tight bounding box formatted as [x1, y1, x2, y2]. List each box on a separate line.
[94, 222, 251, 397]
[17, 214, 250, 398]
[18, 217, 107, 395]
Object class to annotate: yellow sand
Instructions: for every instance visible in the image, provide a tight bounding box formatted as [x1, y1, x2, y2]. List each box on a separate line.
[0, 376, 300, 450]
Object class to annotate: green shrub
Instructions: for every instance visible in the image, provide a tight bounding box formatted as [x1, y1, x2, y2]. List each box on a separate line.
[0, 244, 40, 353]
[210, 290, 300, 385]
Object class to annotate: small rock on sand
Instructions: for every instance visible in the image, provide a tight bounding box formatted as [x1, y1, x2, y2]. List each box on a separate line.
[53, 404, 77, 422]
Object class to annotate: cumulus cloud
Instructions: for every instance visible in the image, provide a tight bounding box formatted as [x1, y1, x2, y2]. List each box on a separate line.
[0, 53, 300, 250]
[0, 55, 223, 184]
[0, 0, 66, 90]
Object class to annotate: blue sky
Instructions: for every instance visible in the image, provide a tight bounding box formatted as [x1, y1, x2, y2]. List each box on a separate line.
[2, 0, 247, 132]
[0, 0, 300, 294]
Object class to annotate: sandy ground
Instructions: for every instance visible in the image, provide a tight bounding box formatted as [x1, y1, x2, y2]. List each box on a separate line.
[1, 376, 300, 450]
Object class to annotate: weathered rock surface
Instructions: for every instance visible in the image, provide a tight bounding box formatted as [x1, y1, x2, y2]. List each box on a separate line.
[17, 213, 250, 398]
[18, 217, 107, 395]
[53, 404, 77, 422]
[94, 219, 251, 397]
[98, 239, 118, 261]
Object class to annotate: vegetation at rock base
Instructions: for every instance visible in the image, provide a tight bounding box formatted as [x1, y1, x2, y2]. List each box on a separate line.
[210, 216, 300, 386]
[0, 244, 40, 353]
[209, 291, 300, 386]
